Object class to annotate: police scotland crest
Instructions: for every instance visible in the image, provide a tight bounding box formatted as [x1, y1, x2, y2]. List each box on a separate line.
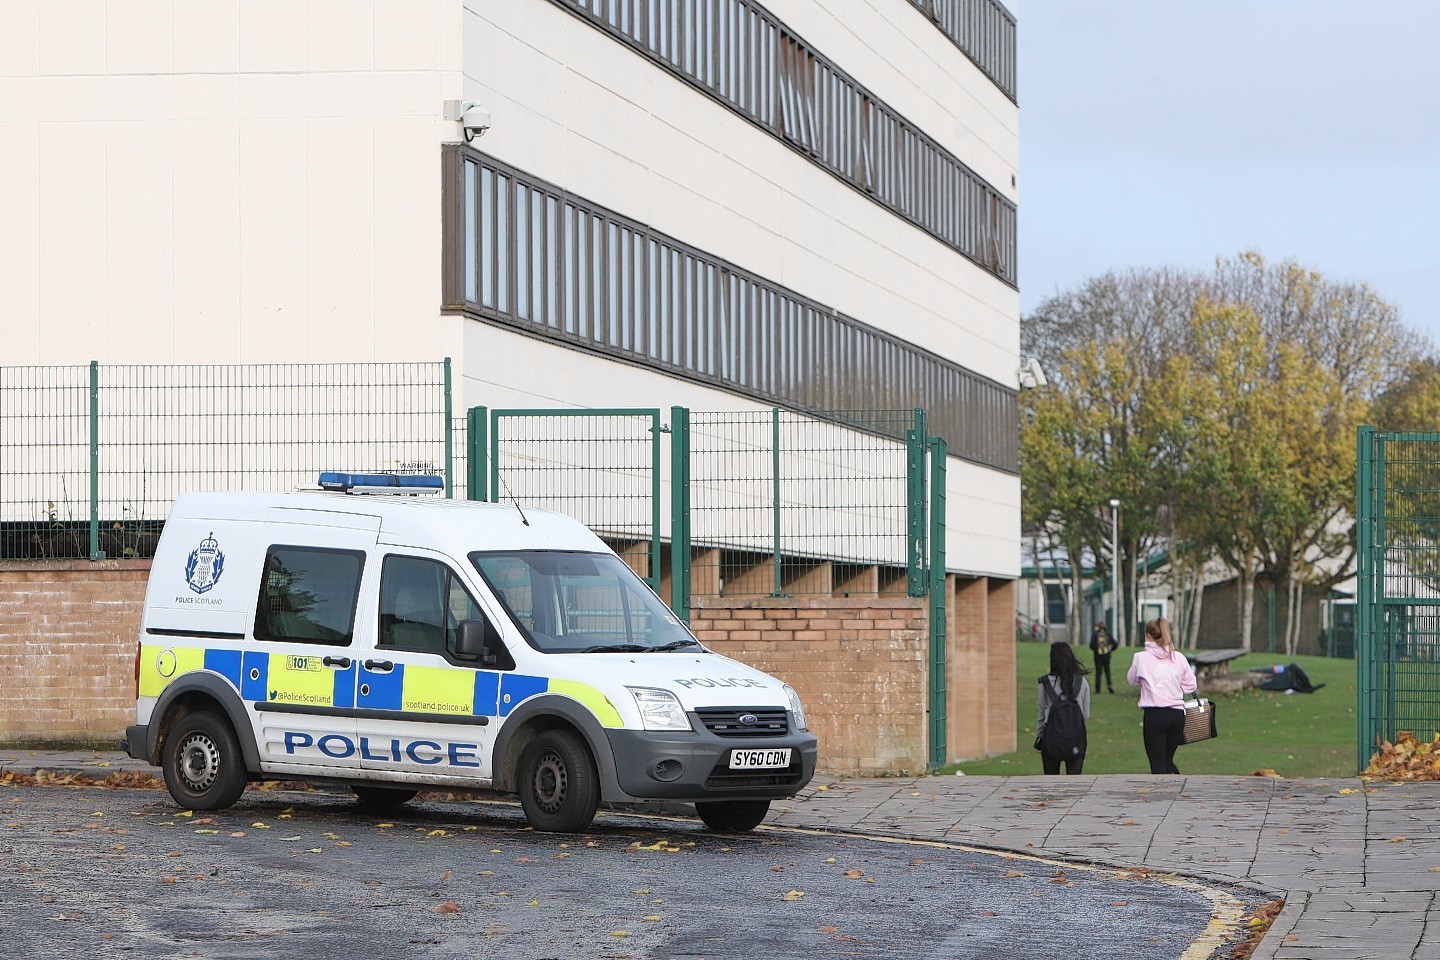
[185, 533, 225, 594]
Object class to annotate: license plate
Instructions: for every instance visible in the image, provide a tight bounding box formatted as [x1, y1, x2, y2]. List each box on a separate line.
[729, 748, 791, 770]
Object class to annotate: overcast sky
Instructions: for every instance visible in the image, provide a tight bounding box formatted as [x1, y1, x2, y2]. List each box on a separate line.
[1018, 1, 1440, 345]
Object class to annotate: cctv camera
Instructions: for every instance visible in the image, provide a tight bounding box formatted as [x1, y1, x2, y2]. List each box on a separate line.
[442, 100, 492, 142]
[1018, 356, 1047, 389]
[461, 104, 491, 141]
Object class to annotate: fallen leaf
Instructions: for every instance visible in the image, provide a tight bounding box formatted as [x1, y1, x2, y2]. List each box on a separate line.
[782, 889, 805, 901]
[432, 901, 461, 914]
[1003, 870, 1024, 878]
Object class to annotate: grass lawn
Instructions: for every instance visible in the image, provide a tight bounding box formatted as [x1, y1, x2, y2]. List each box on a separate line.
[944, 642, 1359, 778]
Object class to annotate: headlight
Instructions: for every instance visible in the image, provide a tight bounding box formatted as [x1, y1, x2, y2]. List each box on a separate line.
[627, 687, 692, 732]
[784, 684, 808, 731]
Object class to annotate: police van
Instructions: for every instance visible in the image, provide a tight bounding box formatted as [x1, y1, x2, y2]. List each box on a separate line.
[123, 473, 817, 832]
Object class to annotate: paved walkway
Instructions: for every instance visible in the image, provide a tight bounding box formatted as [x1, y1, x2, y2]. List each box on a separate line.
[6, 750, 1438, 959]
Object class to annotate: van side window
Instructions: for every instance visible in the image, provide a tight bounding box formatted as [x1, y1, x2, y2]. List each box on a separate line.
[253, 546, 364, 646]
[379, 555, 487, 655]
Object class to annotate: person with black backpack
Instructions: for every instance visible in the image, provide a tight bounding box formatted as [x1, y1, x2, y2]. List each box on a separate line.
[1034, 642, 1091, 775]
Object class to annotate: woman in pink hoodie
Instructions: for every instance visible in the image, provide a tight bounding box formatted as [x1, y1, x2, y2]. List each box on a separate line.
[1126, 617, 1197, 774]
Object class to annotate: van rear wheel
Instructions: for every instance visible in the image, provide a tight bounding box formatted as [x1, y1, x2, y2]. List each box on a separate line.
[162, 711, 247, 811]
[695, 799, 770, 832]
[351, 785, 419, 810]
[517, 730, 599, 832]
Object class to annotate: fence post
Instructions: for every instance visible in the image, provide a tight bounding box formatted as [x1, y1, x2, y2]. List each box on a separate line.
[1355, 425, 1375, 772]
[443, 357, 454, 498]
[928, 435, 948, 769]
[467, 406, 488, 502]
[772, 407, 782, 597]
[906, 409, 928, 597]
[670, 406, 690, 622]
[88, 360, 103, 560]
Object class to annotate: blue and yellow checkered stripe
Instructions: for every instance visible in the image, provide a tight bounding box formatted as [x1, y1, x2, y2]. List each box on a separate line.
[137, 644, 622, 727]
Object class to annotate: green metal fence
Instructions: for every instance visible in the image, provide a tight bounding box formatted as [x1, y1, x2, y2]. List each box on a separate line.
[678, 408, 932, 605]
[467, 407, 663, 591]
[1356, 426, 1440, 769]
[0, 361, 453, 559]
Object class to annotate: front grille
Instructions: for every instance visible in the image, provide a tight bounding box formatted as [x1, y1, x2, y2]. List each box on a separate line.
[695, 707, 789, 738]
[704, 758, 805, 789]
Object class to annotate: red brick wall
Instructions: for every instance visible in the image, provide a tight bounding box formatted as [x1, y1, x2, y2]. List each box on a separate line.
[689, 595, 929, 777]
[945, 575, 1018, 762]
[0, 562, 1019, 773]
[0, 560, 150, 745]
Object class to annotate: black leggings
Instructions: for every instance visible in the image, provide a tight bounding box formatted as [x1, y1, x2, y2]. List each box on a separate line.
[1142, 707, 1185, 774]
[1042, 753, 1084, 775]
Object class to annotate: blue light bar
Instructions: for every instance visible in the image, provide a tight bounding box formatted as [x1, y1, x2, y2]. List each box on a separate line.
[318, 472, 445, 495]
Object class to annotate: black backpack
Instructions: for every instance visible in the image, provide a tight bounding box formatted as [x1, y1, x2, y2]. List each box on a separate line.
[1039, 676, 1087, 760]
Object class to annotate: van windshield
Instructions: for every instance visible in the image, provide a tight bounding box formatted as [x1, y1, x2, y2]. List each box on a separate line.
[469, 550, 702, 654]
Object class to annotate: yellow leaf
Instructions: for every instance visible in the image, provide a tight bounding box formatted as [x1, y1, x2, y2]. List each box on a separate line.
[782, 889, 805, 901]
[526, 900, 539, 907]
[610, 931, 631, 938]
[644, 915, 663, 922]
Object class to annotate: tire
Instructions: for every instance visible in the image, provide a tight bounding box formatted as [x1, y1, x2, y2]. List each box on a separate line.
[516, 729, 599, 832]
[162, 711, 248, 811]
[695, 799, 770, 832]
[351, 785, 420, 811]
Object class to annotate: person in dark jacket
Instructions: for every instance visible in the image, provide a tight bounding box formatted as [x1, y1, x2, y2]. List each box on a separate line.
[1035, 642, 1092, 775]
[1090, 622, 1116, 693]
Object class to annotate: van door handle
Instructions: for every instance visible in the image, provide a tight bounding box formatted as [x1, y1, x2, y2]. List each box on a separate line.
[364, 659, 394, 672]
[323, 656, 352, 669]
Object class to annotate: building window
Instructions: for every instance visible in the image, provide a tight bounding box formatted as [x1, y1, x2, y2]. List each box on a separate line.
[444, 147, 1019, 473]
[552, 0, 1017, 286]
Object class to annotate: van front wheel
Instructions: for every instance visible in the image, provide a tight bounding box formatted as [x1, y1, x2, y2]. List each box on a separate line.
[695, 799, 770, 832]
[517, 730, 599, 832]
[163, 711, 248, 811]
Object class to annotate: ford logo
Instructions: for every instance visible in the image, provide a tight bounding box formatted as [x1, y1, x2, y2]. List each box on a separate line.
[738, 713, 759, 726]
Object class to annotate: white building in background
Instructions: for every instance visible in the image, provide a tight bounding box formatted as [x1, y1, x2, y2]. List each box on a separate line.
[0, 1, 1020, 590]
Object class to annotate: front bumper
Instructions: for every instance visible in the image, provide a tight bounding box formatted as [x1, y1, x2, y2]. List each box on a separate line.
[122, 724, 150, 763]
[605, 727, 818, 801]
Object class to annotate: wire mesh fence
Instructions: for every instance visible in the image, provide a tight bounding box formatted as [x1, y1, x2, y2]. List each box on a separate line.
[1, 361, 452, 560]
[686, 409, 922, 597]
[470, 405, 932, 600]
[1357, 427, 1440, 769]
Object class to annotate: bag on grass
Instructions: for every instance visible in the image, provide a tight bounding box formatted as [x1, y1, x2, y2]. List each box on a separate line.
[1039, 677, 1087, 760]
[1182, 693, 1217, 744]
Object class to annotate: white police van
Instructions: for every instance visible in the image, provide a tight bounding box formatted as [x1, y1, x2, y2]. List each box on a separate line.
[123, 473, 817, 832]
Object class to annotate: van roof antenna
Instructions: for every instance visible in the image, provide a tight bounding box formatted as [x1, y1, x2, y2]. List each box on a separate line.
[497, 474, 529, 526]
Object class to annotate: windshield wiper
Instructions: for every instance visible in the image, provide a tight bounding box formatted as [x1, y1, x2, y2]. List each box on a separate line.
[653, 639, 702, 651]
[580, 643, 650, 653]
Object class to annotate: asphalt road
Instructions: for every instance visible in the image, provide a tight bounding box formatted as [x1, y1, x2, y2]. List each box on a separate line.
[2, 784, 1254, 959]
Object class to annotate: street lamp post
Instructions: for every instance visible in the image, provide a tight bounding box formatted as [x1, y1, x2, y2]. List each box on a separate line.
[1109, 499, 1121, 645]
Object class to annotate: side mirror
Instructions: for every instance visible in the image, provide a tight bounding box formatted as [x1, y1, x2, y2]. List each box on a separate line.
[456, 618, 515, 670]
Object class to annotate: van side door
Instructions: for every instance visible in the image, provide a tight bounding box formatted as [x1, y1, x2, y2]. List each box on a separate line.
[353, 552, 506, 779]
[247, 524, 377, 774]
